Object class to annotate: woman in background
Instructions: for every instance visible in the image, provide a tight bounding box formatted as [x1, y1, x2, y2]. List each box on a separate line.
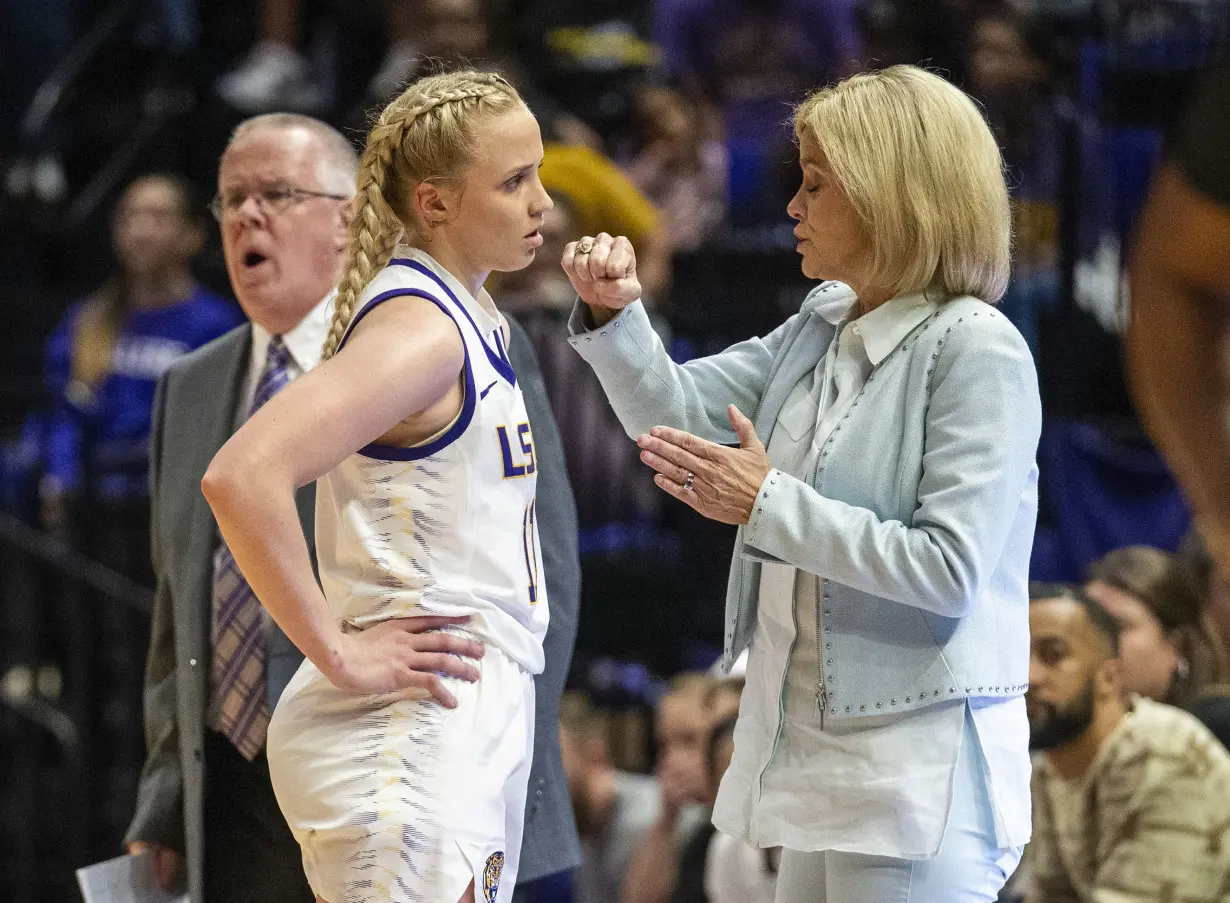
[1086, 544, 1230, 746]
[40, 172, 240, 569]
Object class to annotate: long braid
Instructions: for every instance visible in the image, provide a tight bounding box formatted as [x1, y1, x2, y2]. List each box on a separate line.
[321, 129, 406, 360]
[321, 71, 520, 360]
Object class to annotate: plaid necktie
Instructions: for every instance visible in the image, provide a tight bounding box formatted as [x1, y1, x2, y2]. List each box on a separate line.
[209, 337, 293, 760]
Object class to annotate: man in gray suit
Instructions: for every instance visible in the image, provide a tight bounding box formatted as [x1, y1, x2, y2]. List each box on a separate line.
[124, 113, 581, 902]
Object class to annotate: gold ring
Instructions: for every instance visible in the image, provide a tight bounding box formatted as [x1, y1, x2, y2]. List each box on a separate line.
[577, 237, 595, 254]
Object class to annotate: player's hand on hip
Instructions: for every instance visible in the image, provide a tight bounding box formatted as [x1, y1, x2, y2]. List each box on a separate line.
[562, 233, 642, 325]
[330, 615, 484, 706]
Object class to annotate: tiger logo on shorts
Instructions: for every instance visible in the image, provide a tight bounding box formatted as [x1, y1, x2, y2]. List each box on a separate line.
[483, 851, 505, 903]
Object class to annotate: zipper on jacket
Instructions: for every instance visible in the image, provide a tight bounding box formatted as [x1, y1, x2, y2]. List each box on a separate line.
[814, 577, 827, 727]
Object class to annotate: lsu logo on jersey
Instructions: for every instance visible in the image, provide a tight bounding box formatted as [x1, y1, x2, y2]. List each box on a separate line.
[482, 851, 505, 903]
[497, 423, 535, 479]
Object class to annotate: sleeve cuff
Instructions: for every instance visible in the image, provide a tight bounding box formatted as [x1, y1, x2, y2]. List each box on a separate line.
[566, 299, 656, 370]
[566, 298, 640, 336]
[566, 299, 597, 335]
[741, 468, 787, 563]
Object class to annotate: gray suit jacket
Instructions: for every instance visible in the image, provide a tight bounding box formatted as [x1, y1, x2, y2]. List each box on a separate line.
[125, 318, 581, 900]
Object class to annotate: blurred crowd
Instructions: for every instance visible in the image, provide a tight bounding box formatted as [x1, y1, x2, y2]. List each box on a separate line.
[4, 0, 1227, 649]
[2, 0, 1230, 901]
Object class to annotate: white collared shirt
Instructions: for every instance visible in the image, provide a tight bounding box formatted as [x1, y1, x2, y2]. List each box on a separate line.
[239, 291, 334, 424]
[713, 289, 1032, 857]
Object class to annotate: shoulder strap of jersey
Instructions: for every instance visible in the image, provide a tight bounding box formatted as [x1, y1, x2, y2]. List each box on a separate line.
[389, 257, 517, 387]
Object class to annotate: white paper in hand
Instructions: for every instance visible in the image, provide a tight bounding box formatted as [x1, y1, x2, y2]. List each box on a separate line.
[76, 851, 187, 903]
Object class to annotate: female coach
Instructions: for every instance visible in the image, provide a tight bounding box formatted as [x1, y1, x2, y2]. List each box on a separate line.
[561, 65, 1040, 902]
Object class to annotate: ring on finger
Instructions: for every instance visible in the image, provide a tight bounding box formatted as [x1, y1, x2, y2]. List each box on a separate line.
[683, 471, 696, 491]
[578, 237, 595, 254]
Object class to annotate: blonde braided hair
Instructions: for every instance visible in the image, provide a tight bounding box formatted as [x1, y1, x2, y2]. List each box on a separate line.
[322, 70, 522, 359]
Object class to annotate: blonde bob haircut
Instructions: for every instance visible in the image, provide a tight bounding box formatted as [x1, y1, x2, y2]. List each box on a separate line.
[793, 65, 1011, 303]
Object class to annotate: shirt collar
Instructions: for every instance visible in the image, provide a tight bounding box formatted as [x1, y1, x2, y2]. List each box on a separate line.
[855, 291, 937, 365]
[251, 290, 334, 375]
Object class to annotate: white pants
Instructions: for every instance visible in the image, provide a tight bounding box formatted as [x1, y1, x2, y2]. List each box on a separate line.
[773, 712, 1024, 903]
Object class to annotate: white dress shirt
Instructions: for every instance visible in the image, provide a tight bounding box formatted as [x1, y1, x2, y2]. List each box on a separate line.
[239, 291, 334, 423]
[712, 291, 1032, 858]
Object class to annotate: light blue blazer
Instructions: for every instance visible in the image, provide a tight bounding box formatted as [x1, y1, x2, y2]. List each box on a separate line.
[568, 282, 1041, 719]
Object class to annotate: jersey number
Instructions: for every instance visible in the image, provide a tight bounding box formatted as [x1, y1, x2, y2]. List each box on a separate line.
[522, 498, 540, 606]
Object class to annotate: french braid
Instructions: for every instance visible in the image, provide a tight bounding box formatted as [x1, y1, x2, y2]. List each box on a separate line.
[321, 70, 520, 359]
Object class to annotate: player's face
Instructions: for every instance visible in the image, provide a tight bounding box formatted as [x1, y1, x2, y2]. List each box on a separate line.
[217, 126, 351, 335]
[787, 134, 869, 286]
[448, 105, 552, 276]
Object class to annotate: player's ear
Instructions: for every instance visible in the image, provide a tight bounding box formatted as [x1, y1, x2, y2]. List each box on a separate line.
[414, 178, 460, 229]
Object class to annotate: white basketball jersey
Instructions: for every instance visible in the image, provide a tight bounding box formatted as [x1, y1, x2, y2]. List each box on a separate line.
[314, 247, 548, 674]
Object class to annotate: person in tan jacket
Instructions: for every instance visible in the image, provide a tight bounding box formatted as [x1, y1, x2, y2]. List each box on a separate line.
[1026, 583, 1230, 903]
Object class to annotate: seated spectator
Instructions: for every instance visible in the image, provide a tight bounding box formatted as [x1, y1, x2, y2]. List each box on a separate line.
[507, 0, 656, 144]
[38, 173, 241, 560]
[365, 0, 495, 106]
[1026, 583, 1230, 903]
[1085, 545, 1230, 746]
[623, 673, 719, 903]
[356, 0, 606, 153]
[671, 714, 777, 903]
[622, 86, 727, 251]
[1176, 530, 1230, 742]
[561, 691, 705, 903]
[654, 673, 717, 807]
[214, 0, 325, 112]
[854, 0, 924, 73]
[967, 6, 1064, 355]
[652, 0, 860, 227]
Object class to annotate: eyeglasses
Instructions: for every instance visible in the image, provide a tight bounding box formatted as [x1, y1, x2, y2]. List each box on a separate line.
[210, 184, 350, 222]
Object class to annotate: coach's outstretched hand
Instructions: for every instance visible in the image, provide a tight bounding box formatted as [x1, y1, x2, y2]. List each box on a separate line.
[562, 232, 642, 328]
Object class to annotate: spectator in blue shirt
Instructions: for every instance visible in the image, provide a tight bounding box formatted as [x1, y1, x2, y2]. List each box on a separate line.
[39, 173, 242, 537]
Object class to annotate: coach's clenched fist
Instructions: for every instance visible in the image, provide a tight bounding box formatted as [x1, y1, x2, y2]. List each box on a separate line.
[561, 232, 642, 327]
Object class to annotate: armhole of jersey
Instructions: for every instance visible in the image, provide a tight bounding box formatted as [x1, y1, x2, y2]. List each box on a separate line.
[343, 289, 477, 462]
[390, 257, 517, 387]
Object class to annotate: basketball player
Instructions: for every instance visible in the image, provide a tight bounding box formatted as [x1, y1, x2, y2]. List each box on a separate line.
[202, 70, 553, 903]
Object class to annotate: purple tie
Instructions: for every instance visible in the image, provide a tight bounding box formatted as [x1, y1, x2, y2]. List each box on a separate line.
[209, 337, 292, 759]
